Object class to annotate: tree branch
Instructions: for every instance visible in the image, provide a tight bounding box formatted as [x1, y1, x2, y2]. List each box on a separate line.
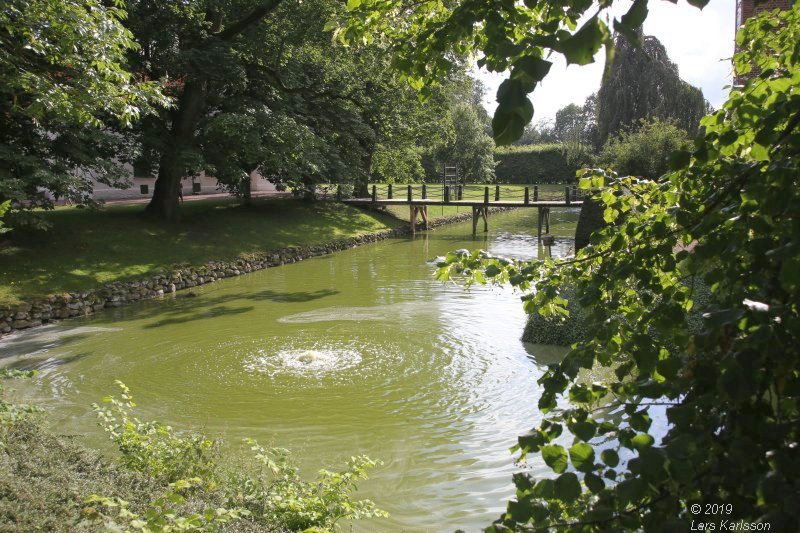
[214, 0, 286, 42]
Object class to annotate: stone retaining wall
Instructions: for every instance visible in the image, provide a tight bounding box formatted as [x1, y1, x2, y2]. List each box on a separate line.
[0, 207, 510, 338]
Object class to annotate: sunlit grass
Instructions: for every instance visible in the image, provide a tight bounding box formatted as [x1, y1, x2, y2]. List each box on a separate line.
[0, 198, 403, 306]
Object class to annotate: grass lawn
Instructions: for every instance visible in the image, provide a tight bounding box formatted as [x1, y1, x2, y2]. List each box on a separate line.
[0, 198, 404, 306]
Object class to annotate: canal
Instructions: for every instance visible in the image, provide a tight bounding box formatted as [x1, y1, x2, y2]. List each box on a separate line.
[1, 207, 581, 531]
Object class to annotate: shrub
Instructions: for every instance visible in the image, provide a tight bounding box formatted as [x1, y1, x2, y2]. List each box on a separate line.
[494, 144, 582, 184]
[599, 118, 690, 178]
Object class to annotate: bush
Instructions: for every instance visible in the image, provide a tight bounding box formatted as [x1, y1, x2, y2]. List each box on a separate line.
[521, 287, 586, 346]
[599, 118, 690, 178]
[494, 144, 582, 184]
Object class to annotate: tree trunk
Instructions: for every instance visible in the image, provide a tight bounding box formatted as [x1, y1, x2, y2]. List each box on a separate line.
[145, 80, 206, 221]
[355, 144, 374, 198]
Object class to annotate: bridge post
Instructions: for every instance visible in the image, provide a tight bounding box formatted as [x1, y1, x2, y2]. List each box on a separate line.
[444, 185, 450, 203]
[387, 183, 393, 199]
[336, 184, 342, 201]
[572, 184, 577, 200]
[407, 185, 412, 202]
[422, 183, 427, 199]
[565, 186, 571, 206]
[538, 207, 551, 238]
[484, 187, 489, 204]
[534, 185, 538, 202]
[457, 185, 463, 200]
[410, 205, 416, 234]
[495, 185, 500, 201]
[524, 187, 530, 205]
[372, 185, 377, 202]
[472, 206, 488, 235]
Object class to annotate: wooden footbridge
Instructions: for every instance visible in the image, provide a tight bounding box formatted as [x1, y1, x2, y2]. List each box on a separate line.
[343, 184, 584, 236]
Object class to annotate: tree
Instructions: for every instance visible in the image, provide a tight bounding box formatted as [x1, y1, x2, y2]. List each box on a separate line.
[437, 4, 800, 529]
[435, 101, 495, 183]
[596, 33, 711, 144]
[0, 0, 168, 229]
[338, 0, 671, 145]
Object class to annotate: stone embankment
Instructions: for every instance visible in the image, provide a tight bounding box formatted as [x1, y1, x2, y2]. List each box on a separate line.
[0, 207, 508, 338]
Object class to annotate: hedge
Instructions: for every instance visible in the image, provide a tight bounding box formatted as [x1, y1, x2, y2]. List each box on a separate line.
[494, 144, 580, 184]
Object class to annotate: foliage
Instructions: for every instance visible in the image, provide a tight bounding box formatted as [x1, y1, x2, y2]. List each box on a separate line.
[597, 33, 710, 145]
[0, 0, 169, 228]
[337, 0, 707, 145]
[229, 440, 388, 531]
[434, 101, 496, 183]
[521, 287, 586, 347]
[83, 480, 250, 532]
[0, 368, 42, 425]
[88, 381, 387, 531]
[600, 118, 691, 179]
[93, 381, 218, 486]
[494, 145, 578, 184]
[436, 5, 800, 530]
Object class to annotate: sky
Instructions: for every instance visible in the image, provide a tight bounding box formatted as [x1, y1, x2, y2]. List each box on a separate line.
[476, 0, 735, 123]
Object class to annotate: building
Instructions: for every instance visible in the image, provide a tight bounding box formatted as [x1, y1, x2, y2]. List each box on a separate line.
[90, 169, 277, 201]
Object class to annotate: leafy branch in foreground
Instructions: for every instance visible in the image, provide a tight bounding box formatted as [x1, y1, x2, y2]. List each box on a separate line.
[336, 0, 709, 145]
[437, 6, 799, 531]
[90, 381, 386, 531]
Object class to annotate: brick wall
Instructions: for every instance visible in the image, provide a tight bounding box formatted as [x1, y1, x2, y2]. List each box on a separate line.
[734, 0, 794, 85]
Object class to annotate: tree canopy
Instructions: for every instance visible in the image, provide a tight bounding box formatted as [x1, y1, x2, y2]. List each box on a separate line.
[596, 33, 710, 144]
[0, 0, 168, 228]
[437, 3, 800, 529]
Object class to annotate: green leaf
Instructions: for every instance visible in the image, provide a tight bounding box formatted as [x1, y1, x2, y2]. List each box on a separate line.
[570, 420, 597, 442]
[600, 449, 619, 467]
[621, 0, 648, 29]
[554, 472, 582, 502]
[559, 16, 607, 66]
[584, 472, 605, 493]
[569, 442, 596, 473]
[542, 444, 569, 473]
[346, 0, 361, 10]
[631, 433, 655, 451]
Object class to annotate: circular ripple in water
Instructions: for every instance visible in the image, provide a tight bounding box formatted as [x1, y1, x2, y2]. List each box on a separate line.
[243, 344, 363, 378]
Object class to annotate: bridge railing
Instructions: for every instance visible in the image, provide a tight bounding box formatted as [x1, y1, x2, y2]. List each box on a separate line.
[362, 183, 585, 204]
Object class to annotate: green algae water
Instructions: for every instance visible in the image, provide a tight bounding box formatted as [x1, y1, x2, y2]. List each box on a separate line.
[1, 208, 579, 532]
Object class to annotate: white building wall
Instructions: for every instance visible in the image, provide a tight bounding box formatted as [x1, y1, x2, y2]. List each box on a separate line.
[90, 169, 277, 201]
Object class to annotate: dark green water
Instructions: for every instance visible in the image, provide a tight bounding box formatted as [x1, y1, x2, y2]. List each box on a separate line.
[1, 208, 580, 532]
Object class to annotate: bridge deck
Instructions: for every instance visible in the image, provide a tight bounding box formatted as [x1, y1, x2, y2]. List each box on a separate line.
[343, 198, 583, 208]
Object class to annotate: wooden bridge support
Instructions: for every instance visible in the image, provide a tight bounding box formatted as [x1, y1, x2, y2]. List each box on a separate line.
[410, 205, 428, 234]
[537, 207, 551, 238]
[472, 205, 489, 235]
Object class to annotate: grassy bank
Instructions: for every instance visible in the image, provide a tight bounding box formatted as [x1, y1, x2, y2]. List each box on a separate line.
[0, 198, 404, 306]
